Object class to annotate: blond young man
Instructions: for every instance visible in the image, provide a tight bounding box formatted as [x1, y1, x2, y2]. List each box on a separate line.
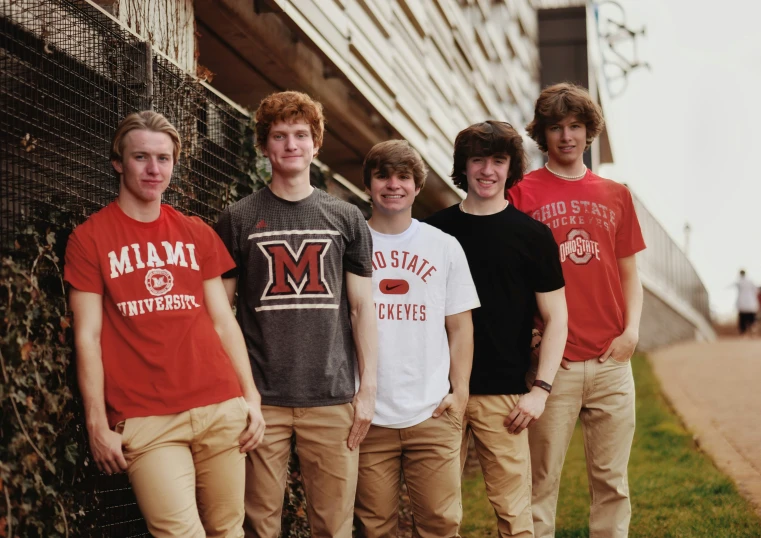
[214, 91, 377, 538]
[427, 121, 568, 537]
[354, 140, 480, 537]
[509, 82, 646, 537]
[65, 111, 265, 538]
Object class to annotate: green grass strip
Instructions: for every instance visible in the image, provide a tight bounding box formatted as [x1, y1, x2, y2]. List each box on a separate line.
[461, 355, 761, 537]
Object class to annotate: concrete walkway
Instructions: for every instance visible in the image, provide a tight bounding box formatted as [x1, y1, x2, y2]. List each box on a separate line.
[649, 339, 761, 517]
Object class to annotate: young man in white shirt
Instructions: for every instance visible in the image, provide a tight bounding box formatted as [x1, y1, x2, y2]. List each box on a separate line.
[354, 140, 480, 538]
[735, 269, 760, 335]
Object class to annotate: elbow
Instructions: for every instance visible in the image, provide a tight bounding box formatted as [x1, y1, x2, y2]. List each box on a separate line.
[349, 297, 372, 322]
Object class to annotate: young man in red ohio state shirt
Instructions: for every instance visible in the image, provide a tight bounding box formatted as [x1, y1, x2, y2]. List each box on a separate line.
[65, 111, 265, 538]
[508, 82, 647, 538]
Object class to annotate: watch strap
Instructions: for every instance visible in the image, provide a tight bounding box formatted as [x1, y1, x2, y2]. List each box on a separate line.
[532, 379, 552, 394]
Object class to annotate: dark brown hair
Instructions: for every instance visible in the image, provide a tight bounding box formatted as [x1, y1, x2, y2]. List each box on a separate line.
[451, 121, 526, 191]
[255, 91, 325, 152]
[526, 82, 605, 152]
[363, 140, 428, 190]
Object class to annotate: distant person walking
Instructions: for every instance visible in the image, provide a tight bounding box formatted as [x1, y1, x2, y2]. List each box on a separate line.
[735, 270, 759, 335]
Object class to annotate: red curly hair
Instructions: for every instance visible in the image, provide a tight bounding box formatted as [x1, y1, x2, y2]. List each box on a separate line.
[255, 91, 325, 152]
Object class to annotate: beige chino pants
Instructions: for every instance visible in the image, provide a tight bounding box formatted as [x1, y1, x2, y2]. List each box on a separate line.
[119, 397, 249, 538]
[243, 403, 357, 538]
[528, 358, 635, 538]
[460, 395, 534, 537]
[354, 413, 463, 538]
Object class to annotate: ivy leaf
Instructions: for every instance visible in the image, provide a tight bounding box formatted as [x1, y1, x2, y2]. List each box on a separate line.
[21, 341, 33, 361]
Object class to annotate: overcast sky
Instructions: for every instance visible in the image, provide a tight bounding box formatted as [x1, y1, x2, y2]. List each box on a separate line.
[595, 0, 761, 318]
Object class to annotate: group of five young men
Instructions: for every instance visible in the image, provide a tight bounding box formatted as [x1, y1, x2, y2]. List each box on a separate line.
[66, 82, 645, 538]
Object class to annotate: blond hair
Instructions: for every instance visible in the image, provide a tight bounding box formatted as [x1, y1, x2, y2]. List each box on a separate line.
[111, 111, 182, 165]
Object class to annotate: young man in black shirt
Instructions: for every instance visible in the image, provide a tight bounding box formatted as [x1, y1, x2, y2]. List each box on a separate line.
[426, 121, 567, 537]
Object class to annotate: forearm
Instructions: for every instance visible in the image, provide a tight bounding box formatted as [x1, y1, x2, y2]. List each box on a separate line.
[76, 340, 109, 433]
[215, 319, 260, 402]
[621, 268, 644, 335]
[446, 315, 473, 395]
[351, 302, 378, 393]
[535, 314, 567, 384]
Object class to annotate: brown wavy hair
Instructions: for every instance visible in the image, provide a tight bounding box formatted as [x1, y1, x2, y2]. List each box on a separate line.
[255, 91, 325, 152]
[526, 82, 604, 152]
[451, 121, 526, 191]
[362, 140, 428, 190]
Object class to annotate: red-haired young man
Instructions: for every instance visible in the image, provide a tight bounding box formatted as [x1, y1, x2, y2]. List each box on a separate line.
[214, 91, 377, 538]
[509, 82, 646, 538]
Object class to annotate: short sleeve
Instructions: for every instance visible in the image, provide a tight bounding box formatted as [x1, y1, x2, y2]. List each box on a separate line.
[444, 235, 481, 316]
[343, 207, 373, 277]
[213, 208, 240, 279]
[195, 218, 235, 280]
[63, 227, 104, 294]
[530, 224, 565, 293]
[615, 189, 646, 258]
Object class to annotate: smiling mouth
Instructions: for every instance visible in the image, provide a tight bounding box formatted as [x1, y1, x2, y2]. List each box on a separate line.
[382, 194, 404, 199]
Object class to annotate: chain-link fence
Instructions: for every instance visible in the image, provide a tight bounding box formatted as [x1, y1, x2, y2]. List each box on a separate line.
[0, 0, 254, 249]
[1, 1, 258, 535]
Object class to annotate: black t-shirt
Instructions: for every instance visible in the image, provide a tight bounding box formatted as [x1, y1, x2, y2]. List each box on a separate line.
[426, 203, 564, 395]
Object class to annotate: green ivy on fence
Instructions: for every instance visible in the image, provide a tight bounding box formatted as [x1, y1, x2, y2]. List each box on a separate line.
[0, 225, 94, 538]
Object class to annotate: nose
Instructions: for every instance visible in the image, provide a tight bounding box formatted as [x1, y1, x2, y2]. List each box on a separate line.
[146, 157, 160, 174]
[284, 134, 298, 150]
[387, 176, 401, 189]
[482, 159, 495, 175]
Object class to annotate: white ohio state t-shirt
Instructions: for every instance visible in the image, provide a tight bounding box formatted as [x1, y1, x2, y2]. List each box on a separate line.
[368, 220, 480, 428]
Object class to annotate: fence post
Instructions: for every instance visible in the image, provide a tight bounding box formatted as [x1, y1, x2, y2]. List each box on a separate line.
[145, 40, 153, 111]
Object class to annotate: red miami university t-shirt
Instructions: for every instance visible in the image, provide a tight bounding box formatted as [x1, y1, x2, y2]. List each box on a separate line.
[64, 202, 242, 427]
[508, 167, 646, 361]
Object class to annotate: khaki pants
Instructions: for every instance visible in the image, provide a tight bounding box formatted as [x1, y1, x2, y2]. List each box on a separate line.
[119, 397, 249, 538]
[460, 395, 534, 537]
[528, 358, 635, 538]
[244, 403, 357, 538]
[355, 413, 463, 538]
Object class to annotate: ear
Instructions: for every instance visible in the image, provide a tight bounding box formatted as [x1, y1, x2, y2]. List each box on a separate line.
[112, 159, 123, 175]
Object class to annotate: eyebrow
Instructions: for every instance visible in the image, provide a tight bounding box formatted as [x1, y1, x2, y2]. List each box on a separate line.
[271, 128, 310, 135]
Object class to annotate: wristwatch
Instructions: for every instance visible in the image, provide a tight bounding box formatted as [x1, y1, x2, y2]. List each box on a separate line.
[532, 379, 552, 394]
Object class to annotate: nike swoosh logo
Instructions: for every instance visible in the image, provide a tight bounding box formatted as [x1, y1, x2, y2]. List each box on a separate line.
[379, 279, 409, 295]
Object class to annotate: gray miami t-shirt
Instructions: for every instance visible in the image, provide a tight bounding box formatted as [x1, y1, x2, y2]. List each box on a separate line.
[215, 187, 373, 407]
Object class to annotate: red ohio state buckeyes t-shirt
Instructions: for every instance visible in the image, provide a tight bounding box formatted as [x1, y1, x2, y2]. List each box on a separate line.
[508, 167, 646, 361]
[64, 202, 242, 427]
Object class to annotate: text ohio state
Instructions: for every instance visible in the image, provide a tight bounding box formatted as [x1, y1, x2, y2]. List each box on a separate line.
[531, 200, 617, 231]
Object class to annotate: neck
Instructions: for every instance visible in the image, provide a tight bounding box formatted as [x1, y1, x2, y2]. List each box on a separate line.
[269, 173, 314, 201]
[460, 195, 508, 216]
[546, 157, 587, 180]
[116, 195, 161, 223]
[368, 212, 413, 235]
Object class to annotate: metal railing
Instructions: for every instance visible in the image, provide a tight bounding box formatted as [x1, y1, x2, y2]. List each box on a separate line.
[631, 191, 710, 321]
